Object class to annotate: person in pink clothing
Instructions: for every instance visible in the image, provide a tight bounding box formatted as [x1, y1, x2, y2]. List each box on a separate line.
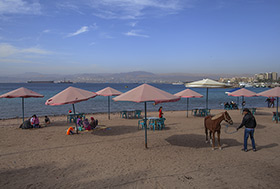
[30, 114, 40, 128]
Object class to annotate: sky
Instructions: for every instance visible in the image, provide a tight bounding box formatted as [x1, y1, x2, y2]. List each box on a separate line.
[0, 0, 280, 75]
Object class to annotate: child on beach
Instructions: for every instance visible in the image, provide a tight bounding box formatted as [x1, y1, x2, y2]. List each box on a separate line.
[30, 114, 40, 128]
[89, 117, 98, 129]
[44, 116, 50, 126]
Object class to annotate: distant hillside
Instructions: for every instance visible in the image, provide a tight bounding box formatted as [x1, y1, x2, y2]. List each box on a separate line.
[0, 71, 252, 83]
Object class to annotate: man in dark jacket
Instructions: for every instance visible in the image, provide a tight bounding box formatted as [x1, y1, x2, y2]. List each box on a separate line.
[237, 108, 257, 152]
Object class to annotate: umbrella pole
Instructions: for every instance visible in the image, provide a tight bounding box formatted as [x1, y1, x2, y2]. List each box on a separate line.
[242, 96, 244, 110]
[108, 96, 110, 120]
[22, 98, 24, 123]
[237, 97, 239, 108]
[206, 88, 209, 110]
[72, 104, 78, 134]
[277, 97, 279, 123]
[187, 98, 189, 117]
[144, 102, 148, 149]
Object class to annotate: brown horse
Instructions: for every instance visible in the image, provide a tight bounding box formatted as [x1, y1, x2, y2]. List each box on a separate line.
[204, 111, 233, 150]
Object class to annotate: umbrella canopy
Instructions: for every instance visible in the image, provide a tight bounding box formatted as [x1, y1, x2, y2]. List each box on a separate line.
[96, 87, 122, 119]
[225, 88, 241, 94]
[228, 88, 257, 97]
[174, 89, 203, 117]
[185, 78, 228, 110]
[113, 84, 180, 148]
[45, 86, 97, 106]
[257, 87, 280, 97]
[45, 86, 97, 133]
[185, 78, 227, 88]
[228, 88, 257, 110]
[0, 87, 44, 123]
[0, 87, 44, 98]
[113, 83, 180, 104]
[257, 87, 280, 123]
[96, 87, 122, 96]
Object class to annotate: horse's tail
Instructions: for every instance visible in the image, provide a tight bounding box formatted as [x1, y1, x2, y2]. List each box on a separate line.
[204, 116, 209, 132]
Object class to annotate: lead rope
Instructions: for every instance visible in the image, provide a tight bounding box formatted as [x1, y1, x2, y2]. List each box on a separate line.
[224, 124, 238, 134]
[224, 113, 238, 134]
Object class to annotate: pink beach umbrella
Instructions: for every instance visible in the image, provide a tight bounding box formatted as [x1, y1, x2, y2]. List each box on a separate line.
[96, 87, 122, 120]
[45, 86, 97, 133]
[113, 84, 180, 148]
[228, 88, 257, 110]
[0, 87, 44, 123]
[174, 89, 203, 117]
[257, 87, 280, 123]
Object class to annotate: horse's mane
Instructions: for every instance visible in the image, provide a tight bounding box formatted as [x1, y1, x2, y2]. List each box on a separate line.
[211, 112, 224, 120]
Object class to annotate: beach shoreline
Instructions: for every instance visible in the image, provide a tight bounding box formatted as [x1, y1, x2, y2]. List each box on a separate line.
[1, 108, 280, 188]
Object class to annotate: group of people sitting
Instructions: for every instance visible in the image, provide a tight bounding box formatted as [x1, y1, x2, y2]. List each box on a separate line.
[19, 114, 51, 129]
[224, 101, 239, 110]
[76, 115, 98, 131]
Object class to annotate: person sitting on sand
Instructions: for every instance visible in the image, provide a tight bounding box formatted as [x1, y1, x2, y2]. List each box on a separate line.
[44, 116, 50, 126]
[30, 114, 40, 128]
[89, 117, 98, 129]
[76, 115, 83, 127]
[83, 118, 91, 130]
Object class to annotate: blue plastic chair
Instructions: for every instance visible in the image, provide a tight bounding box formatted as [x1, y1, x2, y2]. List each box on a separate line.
[138, 119, 147, 130]
[157, 118, 166, 130]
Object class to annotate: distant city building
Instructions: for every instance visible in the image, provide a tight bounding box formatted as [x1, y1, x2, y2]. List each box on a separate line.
[272, 72, 278, 81]
[254, 72, 278, 81]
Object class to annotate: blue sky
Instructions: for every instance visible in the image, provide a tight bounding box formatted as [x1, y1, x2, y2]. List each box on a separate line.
[0, 0, 279, 75]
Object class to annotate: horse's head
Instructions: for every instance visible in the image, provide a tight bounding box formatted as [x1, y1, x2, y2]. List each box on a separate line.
[224, 111, 233, 125]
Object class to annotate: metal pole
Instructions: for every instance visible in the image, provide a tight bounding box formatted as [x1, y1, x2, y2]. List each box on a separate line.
[22, 98, 24, 123]
[242, 96, 244, 110]
[237, 97, 239, 108]
[144, 102, 148, 148]
[187, 98, 189, 117]
[72, 104, 78, 134]
[276, 97, 279, 123]
[108, 96, 110, 120]
[206, 88, 209, 110]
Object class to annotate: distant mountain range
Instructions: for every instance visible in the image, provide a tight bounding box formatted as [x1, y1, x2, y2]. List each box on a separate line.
[0, 71, 252, 83]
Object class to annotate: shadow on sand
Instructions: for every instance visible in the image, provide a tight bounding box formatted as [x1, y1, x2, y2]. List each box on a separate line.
[92, 125, 138, 136]
[165, 134, 242, 149]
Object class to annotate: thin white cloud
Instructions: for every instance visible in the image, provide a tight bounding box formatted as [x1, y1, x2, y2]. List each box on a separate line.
[0, 43, 51, 57]
[90, 0, 183, 19]
[129, 22, 138, 27]
[59, 0, 188, 20]
[0, 0, 41, 15]
[124, 30, 149, 38]
[67, 26, 89, 37]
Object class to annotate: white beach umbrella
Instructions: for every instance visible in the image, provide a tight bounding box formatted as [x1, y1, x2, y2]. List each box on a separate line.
[185, 78, 229, 110]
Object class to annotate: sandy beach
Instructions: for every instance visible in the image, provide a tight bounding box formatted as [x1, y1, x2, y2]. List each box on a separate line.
[1, 107, 280, 188]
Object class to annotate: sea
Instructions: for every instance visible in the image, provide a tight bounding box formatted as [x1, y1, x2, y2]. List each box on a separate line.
[0, 83, 270, 119]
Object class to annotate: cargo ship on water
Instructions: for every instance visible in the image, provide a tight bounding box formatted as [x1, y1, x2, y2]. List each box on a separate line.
[27, 80, 54, 83]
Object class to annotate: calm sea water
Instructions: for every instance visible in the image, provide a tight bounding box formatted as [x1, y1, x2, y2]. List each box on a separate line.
[0, 83, 269, 119]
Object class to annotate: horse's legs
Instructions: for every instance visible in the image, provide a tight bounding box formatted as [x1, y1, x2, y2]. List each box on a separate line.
[217, 130, 222, 150]
[209, 131, 213, 145]
[212, 131, 215, 150]
[205, 127, 209, 143]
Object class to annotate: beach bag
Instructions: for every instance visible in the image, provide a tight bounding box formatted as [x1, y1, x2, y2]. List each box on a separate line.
[19, 120, 32, 129]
